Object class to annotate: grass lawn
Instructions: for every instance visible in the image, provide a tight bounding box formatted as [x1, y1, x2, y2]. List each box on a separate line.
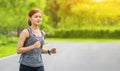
[0, 43, 17, 58]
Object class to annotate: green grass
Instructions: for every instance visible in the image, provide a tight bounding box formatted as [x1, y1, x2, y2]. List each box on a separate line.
[0, 43, 17, 58]
[45, 38, 120, 42]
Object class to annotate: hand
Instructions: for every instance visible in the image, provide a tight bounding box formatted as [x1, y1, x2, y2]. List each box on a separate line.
[50, 48, 56, 54]
[33, 41, 41, 48]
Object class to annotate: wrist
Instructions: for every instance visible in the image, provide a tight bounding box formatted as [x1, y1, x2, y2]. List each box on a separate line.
[47, 50, 51, 55]
[31, 45, 35, 49]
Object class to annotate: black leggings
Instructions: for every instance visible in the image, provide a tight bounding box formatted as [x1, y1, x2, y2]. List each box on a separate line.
[19, 64, 44, 71]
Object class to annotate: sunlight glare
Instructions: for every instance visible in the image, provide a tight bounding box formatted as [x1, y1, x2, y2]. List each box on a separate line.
[95, 0, 102, 2]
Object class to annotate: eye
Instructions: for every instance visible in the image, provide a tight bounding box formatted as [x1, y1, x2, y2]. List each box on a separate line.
[39, 15, 42, 18]
[35, 16, 38, 18]
[34, 15, 41, 18]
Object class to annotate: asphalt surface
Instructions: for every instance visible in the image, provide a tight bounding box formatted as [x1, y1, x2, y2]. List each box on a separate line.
[0, 42, 120, 71]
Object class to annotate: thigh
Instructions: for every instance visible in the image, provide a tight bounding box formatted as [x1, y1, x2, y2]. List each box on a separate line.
[19, 64, 32, 71]
[36, 66, 44, 71]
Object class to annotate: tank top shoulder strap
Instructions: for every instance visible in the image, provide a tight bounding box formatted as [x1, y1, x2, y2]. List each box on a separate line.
[40, 30, 45, 37]
[41, 30, 43, 36]
[27, 27, 33, 37]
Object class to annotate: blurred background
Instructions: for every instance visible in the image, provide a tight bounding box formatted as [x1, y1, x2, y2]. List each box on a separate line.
[0, 0, 120, 57]
[1, 1, 120, 71]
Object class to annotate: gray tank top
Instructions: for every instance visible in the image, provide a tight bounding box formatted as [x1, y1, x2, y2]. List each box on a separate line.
[19, 27, 44, 67]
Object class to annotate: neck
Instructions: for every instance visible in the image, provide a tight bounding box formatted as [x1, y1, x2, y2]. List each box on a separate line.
[30, 24, 39, 30]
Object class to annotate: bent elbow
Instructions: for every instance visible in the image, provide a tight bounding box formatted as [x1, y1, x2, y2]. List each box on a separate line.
[17, 50, 20, 54]
[17, 51, 20, 54]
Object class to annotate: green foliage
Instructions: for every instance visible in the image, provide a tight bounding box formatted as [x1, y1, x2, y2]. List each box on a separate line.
[0, 0, 48, 35]
[44, 0, 120, 38]
[0, 0, 120, 38]
[0, 34, 18, 45]
[45, 0, 120, 28]
[0, 34, 7, 45]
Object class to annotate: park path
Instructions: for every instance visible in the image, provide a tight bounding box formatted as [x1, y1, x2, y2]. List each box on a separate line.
[0, 41, 120, 71]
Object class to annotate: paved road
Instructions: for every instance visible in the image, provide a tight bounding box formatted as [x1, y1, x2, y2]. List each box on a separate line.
[0, 42, 120, 71]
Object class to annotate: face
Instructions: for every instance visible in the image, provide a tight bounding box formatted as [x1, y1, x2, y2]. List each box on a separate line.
[30, 12, 42, 26]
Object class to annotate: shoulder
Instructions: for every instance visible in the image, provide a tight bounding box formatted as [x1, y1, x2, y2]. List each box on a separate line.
[20, 29, 29, 38]
[21, 29, 29, 34]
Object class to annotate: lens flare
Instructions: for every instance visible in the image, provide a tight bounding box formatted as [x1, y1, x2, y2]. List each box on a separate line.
[95, 0, 102, 2]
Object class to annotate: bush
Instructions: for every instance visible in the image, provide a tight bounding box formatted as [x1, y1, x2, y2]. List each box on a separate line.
[0, 34, 8, 45]
[0, 34, 18, 45]
[46, 29, 120, 39]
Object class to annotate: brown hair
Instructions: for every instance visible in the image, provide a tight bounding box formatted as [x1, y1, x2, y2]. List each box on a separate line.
[28, 8, 42, 26]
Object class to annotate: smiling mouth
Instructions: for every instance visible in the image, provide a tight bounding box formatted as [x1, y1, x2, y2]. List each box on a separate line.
[37, 21, 41, 23]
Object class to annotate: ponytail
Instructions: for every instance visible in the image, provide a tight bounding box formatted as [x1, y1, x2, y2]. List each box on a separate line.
[28, 19, 31, 26]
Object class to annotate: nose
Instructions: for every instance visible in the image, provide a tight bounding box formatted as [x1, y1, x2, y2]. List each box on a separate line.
[37, 17, 41, 20]
[37, 18, 42, 22]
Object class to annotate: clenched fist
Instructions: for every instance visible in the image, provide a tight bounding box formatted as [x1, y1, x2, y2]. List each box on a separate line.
[33, 41, 41, 48]
[50, 48, 57, 54]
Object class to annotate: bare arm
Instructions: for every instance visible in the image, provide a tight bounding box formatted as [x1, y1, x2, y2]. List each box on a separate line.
[41, 31, 48, 54]
[17, 29, 40, 54]
[41, 48, 56, 54]
[41, 49, 48, 54]
[41, 31, 56, 54]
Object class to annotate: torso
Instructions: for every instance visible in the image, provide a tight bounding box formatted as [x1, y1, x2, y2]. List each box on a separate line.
[19, 27, 44, 67]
